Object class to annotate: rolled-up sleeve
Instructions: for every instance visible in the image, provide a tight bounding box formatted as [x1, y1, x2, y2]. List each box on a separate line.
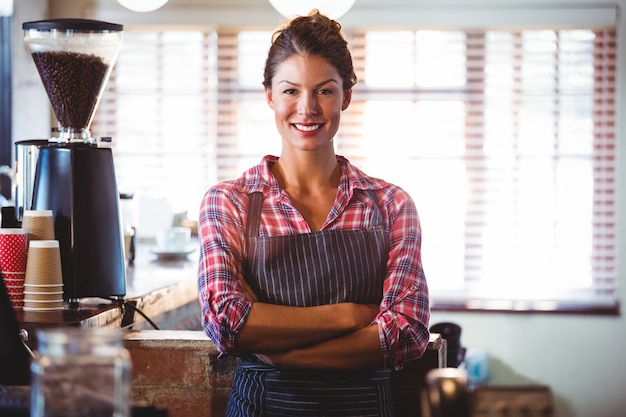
[197, 186, 252, 355]
[375, 190, 430, 370]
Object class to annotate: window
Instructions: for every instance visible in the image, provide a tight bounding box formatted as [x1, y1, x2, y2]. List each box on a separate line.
[93, 31, 218, 221]
[93, 25, 617, 314]
[345, 29, 617, 313]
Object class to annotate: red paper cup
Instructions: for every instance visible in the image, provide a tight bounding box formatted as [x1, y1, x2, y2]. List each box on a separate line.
[3, 274, 26, 287]
[9, 292, 24, 301]
[5, 285, 25, 294]
[3, 271, 25, 278]
[6, 284, 24, 310]
[0, 228, 28, 273]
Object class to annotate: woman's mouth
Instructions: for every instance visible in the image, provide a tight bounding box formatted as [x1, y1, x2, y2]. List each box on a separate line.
[294, 123, 321, 132]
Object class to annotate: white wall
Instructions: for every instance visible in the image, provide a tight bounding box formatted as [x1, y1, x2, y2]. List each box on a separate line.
[15, 1, 626, 416]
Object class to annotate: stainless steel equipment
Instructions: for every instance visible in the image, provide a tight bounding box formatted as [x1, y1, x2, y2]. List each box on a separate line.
[19, 19, 125, 305]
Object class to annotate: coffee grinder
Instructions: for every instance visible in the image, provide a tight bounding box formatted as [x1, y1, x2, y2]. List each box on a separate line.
[19, 19, 126, 306]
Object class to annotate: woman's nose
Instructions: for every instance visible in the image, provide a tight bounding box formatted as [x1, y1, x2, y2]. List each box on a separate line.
[298, 95, 319, 116]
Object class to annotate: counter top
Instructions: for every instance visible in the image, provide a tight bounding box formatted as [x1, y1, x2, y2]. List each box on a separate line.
[16, 240, 200, 332]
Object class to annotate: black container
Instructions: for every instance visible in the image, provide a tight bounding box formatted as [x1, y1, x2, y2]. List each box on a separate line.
[430, 322, 462, 368]
[21, 19, 126, 304]
[32, 143, 126, 302]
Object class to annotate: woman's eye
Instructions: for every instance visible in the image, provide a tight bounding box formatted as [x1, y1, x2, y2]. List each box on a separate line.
[318, 89, 332, 95]
[283, 89, 297, 95]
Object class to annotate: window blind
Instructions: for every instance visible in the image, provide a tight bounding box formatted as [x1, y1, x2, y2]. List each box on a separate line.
[92, 26, 617, 313]
[342, 28, 618, 313]
[93, 30, 218, 220]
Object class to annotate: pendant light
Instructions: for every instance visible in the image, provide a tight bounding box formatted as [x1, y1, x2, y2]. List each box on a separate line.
[116, 0, 169, 12]
[268, 0, 356, 19]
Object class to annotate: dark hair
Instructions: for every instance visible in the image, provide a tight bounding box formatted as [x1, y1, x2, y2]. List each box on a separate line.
[262, 10, 357, 91]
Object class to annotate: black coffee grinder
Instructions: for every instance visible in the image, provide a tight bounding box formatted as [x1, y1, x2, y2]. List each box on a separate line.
[19, 19, 125, 306]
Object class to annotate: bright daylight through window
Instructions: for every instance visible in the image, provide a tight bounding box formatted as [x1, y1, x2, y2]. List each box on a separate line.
[93, 24, 617, 314]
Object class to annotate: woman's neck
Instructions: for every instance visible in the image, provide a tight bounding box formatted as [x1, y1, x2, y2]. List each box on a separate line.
[271, 154, 341, 231]
[272, 153, 340, 195]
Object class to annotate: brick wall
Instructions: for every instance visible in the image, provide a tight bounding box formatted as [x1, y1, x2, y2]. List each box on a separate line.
[124, 330, 237, 417]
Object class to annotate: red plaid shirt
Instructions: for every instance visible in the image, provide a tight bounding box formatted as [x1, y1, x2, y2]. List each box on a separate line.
[197, 155, 430, 370]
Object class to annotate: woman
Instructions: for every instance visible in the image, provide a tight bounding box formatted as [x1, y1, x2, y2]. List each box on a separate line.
[197, 10, 430, 417]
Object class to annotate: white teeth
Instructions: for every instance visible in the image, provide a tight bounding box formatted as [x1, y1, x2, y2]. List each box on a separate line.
[295, 124, 320, 131]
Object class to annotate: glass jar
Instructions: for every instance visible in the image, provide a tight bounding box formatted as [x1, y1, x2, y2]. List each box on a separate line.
[23, 19, 123, 142]
[31, 327, 132, 417]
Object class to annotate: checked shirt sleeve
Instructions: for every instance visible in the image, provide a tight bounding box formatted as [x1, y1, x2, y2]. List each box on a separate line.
[197, 186, 252, 355]
[374, 188, 431, 371]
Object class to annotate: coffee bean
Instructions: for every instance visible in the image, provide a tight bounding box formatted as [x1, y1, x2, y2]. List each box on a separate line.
[31, 51, 110, 129]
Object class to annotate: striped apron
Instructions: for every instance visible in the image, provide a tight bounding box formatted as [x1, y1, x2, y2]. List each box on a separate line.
[225, 191, 392, 417]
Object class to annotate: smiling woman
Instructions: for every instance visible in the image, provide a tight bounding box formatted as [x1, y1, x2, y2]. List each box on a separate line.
[194, 12, 430, 416]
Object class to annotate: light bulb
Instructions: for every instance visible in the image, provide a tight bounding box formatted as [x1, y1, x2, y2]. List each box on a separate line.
[116, 0, 169, 13]
[268, 0, 356, 19]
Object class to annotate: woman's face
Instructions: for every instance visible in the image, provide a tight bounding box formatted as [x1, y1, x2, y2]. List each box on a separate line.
[265, 54, 351, 155]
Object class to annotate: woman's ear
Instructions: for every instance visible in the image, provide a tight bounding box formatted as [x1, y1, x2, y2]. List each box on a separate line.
[342, 89, 352, 111]
[265, 87, 275, 109]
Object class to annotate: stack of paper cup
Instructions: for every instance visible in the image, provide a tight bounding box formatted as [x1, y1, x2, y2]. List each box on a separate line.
[23, 240, 64, 311]
[0, 228, 28, 309]
[22, 210, 55, 241]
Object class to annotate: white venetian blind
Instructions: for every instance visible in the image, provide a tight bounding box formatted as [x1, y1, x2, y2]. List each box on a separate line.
[213, 30, 277, 181]
[92, 25, 617, 313]
[94, 30, 218, 219]
[341, 28, 617, 312]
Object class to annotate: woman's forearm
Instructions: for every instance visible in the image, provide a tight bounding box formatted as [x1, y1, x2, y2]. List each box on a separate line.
[256, 323, 384, 371]
[235, 301, 379, 353]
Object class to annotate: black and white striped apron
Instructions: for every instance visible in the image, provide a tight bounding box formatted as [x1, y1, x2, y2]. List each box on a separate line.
[225, 190, 392, 417]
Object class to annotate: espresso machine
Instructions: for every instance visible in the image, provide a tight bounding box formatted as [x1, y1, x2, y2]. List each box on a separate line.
[17, 19, 126, 305]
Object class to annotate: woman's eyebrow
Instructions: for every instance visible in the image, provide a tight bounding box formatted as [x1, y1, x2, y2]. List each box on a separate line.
[277, 78, 339, 88]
